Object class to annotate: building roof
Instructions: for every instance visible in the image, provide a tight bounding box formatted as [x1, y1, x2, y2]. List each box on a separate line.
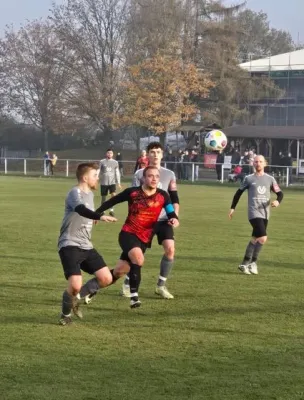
[224, 125, 304, 140]
[240, 49, 304, 73]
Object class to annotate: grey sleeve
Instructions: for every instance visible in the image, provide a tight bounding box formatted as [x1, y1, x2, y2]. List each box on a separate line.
[239, 176, 249, 191]
[132, 171, 141, 187]
[115, 162, 121, 185]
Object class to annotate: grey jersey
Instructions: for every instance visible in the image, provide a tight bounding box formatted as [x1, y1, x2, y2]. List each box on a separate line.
[99, 158, 120, 186]
[58, 187, 95, 250]
[132, 166, 177, 221]
[240, 173, 281, 220]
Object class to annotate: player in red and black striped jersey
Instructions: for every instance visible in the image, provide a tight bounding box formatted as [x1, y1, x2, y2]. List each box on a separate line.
[77, 166, 179, 309]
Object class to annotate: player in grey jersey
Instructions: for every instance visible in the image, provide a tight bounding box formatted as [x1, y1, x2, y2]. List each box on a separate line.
[99, 149, 121, 216]
[229, 155, 283, 275]
[58, 162, 117, 325]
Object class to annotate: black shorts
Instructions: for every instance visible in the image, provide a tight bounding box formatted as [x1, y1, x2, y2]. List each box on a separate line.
[249, 218, 268, 238]
[100, 184, 116, 196]
[153, 221, 175, 245]
[59, 246, 107, 280]
[119, 231, 149, 263]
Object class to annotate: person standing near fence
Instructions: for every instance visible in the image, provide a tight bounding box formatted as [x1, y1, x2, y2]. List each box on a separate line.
[134, 150, 149, 172]
[51, 154, 58, 176]
[216, 150, 224, 181]
[99, 149, 121, 217]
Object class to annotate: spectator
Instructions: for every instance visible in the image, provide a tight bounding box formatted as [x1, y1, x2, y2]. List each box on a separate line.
[231, 148, 241, 166]
[116, 152, 124, 177]
[183, 150, 191, 180]
[216, 151, 224, 181]
[228, 165, 243, 182]
[134, 150, 149, 172]
[50, 153, 58, 175]
[177, 150, 184, 180]
[164, 149, 176, 172]
[190, 149, 199, 180]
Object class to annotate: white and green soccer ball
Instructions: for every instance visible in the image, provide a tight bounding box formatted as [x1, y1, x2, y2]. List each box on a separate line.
[204, 130, 227, 151]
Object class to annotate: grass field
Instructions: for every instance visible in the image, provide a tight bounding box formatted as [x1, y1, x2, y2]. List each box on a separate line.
[1, 177, 304, 400]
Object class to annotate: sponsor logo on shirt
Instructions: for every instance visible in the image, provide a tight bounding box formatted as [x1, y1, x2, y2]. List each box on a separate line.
[257, 186, 266, 195]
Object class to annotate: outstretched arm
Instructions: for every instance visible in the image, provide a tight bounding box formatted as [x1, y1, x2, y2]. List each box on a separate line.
[229, 189, 244, 219]
[96, 188, 130, 214]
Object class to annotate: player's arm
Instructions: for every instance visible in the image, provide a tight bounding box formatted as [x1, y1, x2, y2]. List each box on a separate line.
[168, 176, 180, 216]
[115, 162, 121, 189]
[229, 177, 248, 219]
[163, 192, 179, 227]
[69, 189, 108, 221]
[132, 170, 141, 187]
[134, 159, 139, 173]
[96, 188, 131, 214]
[271, 179, 284, 207]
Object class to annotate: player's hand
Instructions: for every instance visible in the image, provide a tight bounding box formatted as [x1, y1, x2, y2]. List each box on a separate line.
[271, 200, 279, 208]
[100, 215, 117, 222]
[228, 209, 235, 220]
[168, 218, 179, 228]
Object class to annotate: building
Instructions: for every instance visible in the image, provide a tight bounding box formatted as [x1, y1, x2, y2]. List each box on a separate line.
[226, 49, 304, 165]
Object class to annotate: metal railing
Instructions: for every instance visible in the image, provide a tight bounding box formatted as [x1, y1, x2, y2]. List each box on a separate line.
[0, 157, 299, 187]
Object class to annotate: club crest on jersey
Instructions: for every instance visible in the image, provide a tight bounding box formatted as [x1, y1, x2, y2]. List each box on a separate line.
[257, 186, 266, 195]
[106, 167, 112, 172]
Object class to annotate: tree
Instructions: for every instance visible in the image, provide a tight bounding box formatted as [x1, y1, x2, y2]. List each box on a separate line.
[115, 54, 214, 135]
[237, 9, 294, 62]
[0, 20, 71, 150]
[50, 0, 129, 143]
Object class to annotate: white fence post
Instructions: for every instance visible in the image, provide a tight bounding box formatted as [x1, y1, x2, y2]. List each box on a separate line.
[191, 163, 195, 182]
[286, 166, 289, 187]
[24, 159, 27, 175]
[221, 164, 224, 183]
[4, 158, 7, 174]
[66, 160, 69, 177]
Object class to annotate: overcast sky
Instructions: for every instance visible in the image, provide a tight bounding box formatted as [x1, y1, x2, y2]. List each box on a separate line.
[0, 0, 303, 44]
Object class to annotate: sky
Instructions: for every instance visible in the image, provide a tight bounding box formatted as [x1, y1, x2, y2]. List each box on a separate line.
[0, 0, 303, 44]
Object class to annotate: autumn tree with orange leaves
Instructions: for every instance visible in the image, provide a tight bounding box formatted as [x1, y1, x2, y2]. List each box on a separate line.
[116, 54, 214, 136]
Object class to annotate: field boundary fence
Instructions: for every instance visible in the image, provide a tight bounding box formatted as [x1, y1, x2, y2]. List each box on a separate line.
[0, 157, 301, 187]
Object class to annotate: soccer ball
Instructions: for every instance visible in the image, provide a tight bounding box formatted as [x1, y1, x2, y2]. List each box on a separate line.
[204, 130, 227, 151]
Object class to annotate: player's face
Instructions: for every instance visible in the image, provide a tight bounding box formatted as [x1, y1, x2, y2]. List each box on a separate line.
[144, 169, 160, 189]
[85, 169, 99, 190]
[106, 151, 113, 159]
[141, 150, 146, 157]
[254, 156, 265, 172]
[148, 148, 163, 165]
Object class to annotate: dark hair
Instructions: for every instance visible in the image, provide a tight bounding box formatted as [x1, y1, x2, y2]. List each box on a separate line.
[106, 149, 113, 152]
[146, 141, 163, 152]
[76, 162, 99, 181]
[143, 165, 159, 177]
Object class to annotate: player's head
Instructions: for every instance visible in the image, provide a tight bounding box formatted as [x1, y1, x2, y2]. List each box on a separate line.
[142, 165, 160, 189]
[146, 142, 163, 166]
[106, 149, 114, 159]
[253, 155, 266, 172]
[141, 150, 146, 157]
[76, 162, 99, 190]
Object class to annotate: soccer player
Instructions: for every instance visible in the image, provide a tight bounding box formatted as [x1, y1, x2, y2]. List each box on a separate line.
[99, 149, 121, 216]
[229, 155, 284, 275]
[90, 165, 179, 308]
[123, 141, 180, 299]
[58, 162, 117, 325]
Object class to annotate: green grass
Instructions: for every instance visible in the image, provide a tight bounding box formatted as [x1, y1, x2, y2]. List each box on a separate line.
[1, 177, 304, 400]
